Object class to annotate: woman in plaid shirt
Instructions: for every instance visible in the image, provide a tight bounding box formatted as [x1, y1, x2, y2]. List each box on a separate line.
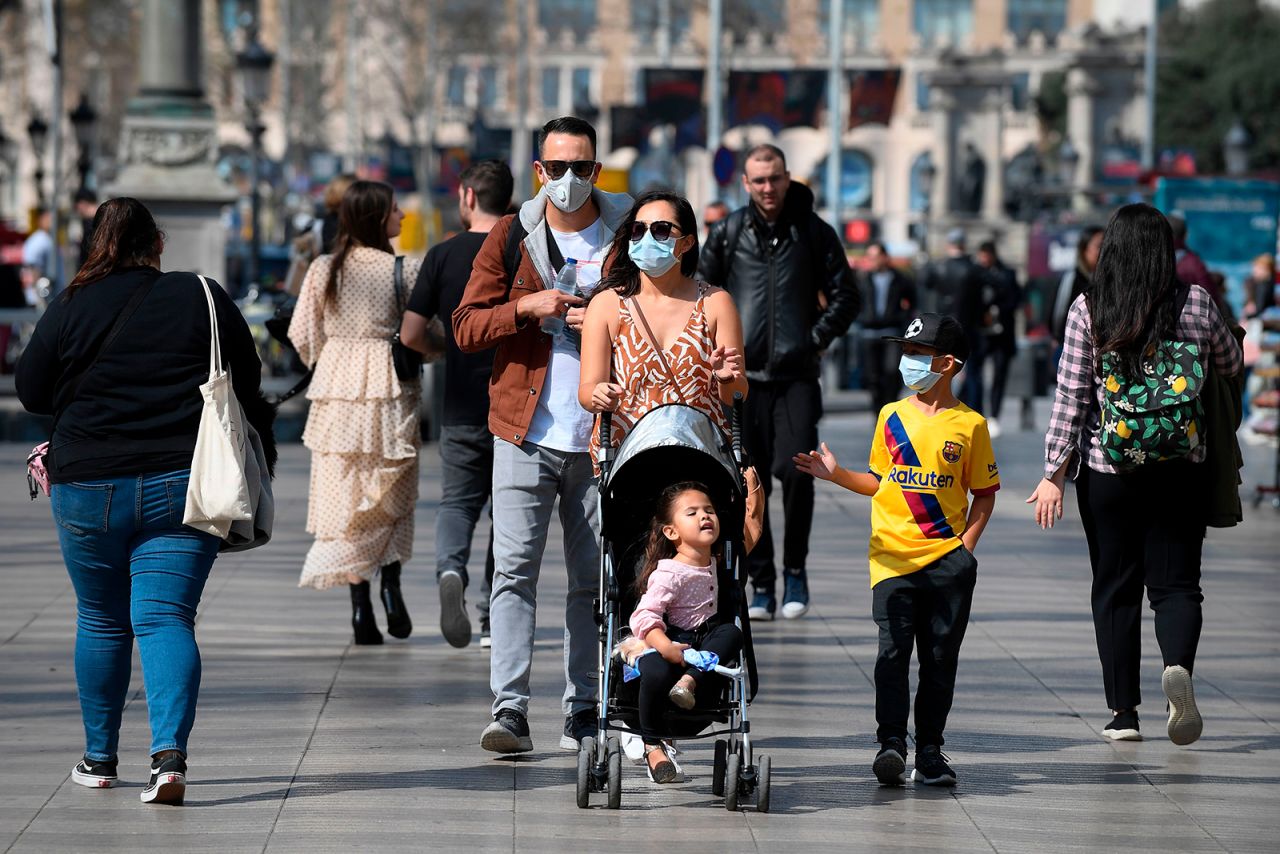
[1028, 204, 1242, 747]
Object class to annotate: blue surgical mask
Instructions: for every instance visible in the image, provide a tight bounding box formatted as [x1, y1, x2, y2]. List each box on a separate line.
[899, 353, 944, 392]
[629, 232, 680, 276]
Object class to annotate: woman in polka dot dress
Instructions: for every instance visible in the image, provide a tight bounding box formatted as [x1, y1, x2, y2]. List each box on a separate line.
[289, 181, 423, 644]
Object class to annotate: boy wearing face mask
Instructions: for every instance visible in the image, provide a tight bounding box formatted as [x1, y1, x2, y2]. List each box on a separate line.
[454, 117, 633, 755]
[794, 313, 999, 788]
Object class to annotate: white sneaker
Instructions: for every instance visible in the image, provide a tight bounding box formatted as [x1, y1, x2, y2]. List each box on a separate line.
[1163, 665, 1203, 746]
[987, 417, 1002, 438]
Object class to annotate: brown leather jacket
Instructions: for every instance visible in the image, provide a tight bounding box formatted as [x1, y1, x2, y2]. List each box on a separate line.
[452, 188, 632, 445]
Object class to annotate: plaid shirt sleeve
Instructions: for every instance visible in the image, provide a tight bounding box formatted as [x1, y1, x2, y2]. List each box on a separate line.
[1043, 294, 1095, 479]
[1191, 286, 1244, 376]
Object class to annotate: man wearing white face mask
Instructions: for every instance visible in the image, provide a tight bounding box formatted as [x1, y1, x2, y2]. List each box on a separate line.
[454, 117, 633, 755]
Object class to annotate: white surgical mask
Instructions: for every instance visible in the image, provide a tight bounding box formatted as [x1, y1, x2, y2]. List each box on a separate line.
[899, 353, 944, 392]
[544, 171, 593, 213]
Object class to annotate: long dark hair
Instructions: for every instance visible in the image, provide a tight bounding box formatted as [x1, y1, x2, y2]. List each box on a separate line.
[635, 481, 715, 597]
[1076, 225, 1104, 276]
[598, 189, 700, 300]
[68, 197, 163, 291]
[325, 180, 396, 304]
[1086, 204, 1181, 379]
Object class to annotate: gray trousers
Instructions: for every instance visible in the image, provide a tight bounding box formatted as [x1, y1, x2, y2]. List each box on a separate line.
[490, 438, 600, 717]
[436, 425, 494, 620]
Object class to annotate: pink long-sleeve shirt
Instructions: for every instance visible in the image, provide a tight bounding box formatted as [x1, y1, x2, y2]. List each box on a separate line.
[630, 558, 718, 641]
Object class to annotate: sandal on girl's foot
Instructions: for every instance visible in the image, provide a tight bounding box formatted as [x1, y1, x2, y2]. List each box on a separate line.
[668, 676, 696, 710]
[644, 745, 678, 784]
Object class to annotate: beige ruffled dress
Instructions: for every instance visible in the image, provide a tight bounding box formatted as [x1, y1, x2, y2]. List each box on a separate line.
[289, 247, 423, 590]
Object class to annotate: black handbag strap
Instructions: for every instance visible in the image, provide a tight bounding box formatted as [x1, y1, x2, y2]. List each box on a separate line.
[52, 276, 160, 432]
[392, 255, 405, 310]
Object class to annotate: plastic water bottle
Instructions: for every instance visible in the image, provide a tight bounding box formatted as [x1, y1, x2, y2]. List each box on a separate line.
[540, 258, 579, 336]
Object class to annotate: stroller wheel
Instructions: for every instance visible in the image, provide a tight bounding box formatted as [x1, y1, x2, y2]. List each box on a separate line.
[606, 739, 622, 810]
[712, 739, 728, 797]
[724, 753, 742, 811]
[576, 736, 595, 809]
[756, 754, 771, 813]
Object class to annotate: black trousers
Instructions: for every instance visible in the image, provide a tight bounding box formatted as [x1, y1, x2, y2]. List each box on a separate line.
[636, 622, 743, 741]
[861, 330, 904, 415]
[872, 545, 977, 746]
[1076, 461, 1206, 711]
[745, 378, 822, 591]
[986, 343, 1015, 421]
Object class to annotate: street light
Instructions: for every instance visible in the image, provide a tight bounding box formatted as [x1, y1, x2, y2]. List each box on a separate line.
[1223, 120, 1250, 177]
[26, 113, 48, 207]
[68, 93, 98, 194]
[1058, 137, 1079, 211]
[236, 24, 274, 290]
[918, 150, 936, 256]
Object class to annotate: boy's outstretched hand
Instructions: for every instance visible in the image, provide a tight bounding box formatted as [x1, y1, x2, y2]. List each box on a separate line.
[794, 442, 839, 481]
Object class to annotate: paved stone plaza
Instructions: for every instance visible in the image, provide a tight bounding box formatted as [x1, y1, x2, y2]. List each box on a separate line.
[2, 404, 1278, 853]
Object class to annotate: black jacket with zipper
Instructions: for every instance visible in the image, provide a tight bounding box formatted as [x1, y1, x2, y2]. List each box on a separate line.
[697, 183, 860, 383]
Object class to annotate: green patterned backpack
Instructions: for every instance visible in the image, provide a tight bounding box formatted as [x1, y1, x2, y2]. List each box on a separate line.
[1099, 336, 1204, 471]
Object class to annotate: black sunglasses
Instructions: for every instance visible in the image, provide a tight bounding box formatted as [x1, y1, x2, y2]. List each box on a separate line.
[629, 220, 683, 243]
[541, 159, 597, 180]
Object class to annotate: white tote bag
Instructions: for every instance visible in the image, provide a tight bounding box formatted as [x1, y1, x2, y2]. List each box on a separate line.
[184, 275, 255, 539]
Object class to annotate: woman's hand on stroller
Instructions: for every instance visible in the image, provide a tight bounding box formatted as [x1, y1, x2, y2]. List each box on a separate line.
[711, 345, 744, 383]
[589, 382, 624, 412]
[794, 442, 839, 481]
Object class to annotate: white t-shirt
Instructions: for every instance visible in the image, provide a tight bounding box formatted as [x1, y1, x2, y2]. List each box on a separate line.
[525, 218, 607, 452]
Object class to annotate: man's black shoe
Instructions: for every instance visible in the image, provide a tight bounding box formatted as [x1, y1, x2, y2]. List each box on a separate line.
[559, 708, 596, 751]
[481, 709, 533, 754]
[872, 737, 907, 786]
[912, 744, 957, 786]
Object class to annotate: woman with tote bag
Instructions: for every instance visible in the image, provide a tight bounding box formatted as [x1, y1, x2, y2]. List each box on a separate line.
[289, 180, 424, 644]
[16, 198, 276, 806]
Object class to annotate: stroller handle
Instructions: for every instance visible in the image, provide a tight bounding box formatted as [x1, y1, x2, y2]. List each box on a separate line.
[599, 410, 613, 456]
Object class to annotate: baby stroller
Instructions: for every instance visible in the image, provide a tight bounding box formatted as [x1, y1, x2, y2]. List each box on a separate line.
[576, 398, 770, 811]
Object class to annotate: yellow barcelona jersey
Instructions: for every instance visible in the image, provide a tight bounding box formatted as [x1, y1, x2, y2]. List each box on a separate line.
[866, 400, 1000, 588]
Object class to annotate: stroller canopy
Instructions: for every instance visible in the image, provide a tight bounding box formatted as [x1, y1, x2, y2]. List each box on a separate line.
[601, 404, 744, 550]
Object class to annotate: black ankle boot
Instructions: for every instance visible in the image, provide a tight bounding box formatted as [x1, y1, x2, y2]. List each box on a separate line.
[380, 562, 413, 639]
[350, 582, 384, 645]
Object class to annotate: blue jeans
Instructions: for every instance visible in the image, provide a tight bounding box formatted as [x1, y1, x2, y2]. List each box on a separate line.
[52, 470, 219, 761]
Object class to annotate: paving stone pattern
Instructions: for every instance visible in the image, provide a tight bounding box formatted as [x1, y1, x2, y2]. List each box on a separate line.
[1, 402, 1278, 853]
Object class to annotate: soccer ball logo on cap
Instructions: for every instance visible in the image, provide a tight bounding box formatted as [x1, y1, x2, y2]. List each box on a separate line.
[905, 318, 924, 338]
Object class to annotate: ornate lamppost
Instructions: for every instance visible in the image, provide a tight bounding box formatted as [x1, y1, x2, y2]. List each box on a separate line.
[1223, 120, 1251, 177]
[236, 24, 274, 289]
[918, 150, 937, 257]
[26, 113, 48, 208]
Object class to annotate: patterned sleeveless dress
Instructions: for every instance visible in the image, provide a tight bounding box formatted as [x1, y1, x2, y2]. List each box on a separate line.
[589, 283, 730, 473]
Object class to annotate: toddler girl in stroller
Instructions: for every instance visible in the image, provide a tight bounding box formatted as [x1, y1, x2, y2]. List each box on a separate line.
[628, 481, 743, 783]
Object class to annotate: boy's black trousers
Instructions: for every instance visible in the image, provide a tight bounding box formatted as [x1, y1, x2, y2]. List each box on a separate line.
[872, 545, 978, 747]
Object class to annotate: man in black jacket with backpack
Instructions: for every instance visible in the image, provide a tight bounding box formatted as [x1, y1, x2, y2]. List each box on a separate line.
[698, 144, 860, 622]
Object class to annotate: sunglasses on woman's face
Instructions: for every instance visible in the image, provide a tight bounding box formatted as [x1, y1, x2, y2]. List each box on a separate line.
[541, 159, 597, 180]
[630, 220, 682, 243]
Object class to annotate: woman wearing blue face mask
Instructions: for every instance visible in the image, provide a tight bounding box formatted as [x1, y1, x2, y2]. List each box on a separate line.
[578, 190, 749, 476]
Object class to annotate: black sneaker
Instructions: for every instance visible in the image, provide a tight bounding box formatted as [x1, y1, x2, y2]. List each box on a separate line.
[479, 616, 491, 649]
[480, 709, 533, 754]
[912, 744, 956, 786]
[140, 751, 187, 805]
[560, 708, 596, 751]
[1102, 709, 1142, 742]
[438, 570, 471, 648]
[872, 737, 907, 786]
[747, 589, 776, 621]
[71, 756, 117, 789]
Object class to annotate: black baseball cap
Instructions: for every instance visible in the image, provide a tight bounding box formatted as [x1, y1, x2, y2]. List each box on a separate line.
[882, 313, 969, 362]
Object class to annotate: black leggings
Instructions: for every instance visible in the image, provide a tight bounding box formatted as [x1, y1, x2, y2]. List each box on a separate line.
[1076, 461, 1206, 711]
[636, 623, 743, 742]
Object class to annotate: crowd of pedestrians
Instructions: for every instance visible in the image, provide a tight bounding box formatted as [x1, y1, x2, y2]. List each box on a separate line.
[15, 113, 1254, 808]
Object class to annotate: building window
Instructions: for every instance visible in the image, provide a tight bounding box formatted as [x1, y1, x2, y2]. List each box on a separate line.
[630, 0, 692, 42]
[818, 0, 880, 50]
[542, 67, 561, 110]
[1007, 0, 1067, 43]
[1010, 72, 1030, 111]
[571, 68, 593, 111]
[446, 66, 467, 108]
[913, 0, 973, 47]
[538, 0, 597, 38]
[725, 0, 784, 42]
[479, 67, 498, 109]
